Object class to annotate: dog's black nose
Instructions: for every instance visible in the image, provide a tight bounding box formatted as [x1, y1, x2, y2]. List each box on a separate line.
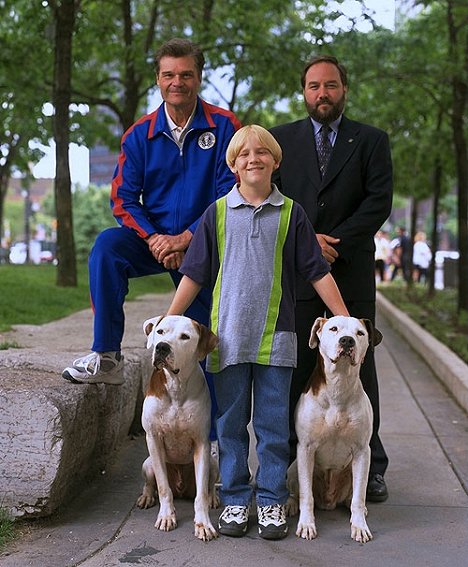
[339, 336, 355, 349]
[155, 342, 171, 356]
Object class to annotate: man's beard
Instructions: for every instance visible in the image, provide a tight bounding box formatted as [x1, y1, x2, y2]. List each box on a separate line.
[305, 93, 346, 124]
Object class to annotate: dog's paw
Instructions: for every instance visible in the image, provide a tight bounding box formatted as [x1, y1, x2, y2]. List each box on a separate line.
[296, 521, 318, 540]
[208, 486, 220, 509]
[155, 513, 177, 531]
[285, 495, 299, 517]
[351, 523, 373, 543]
[209, 493, 220, 509]
[194, 522, 218, 541]
[136, 493, 156, 509]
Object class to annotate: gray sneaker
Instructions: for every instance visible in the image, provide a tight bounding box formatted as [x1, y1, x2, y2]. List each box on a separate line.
[258, 504, 288, 540]
[62, 352, 124, 385]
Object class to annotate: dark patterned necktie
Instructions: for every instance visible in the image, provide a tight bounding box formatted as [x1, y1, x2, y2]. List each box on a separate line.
[316, 124, 332, 177]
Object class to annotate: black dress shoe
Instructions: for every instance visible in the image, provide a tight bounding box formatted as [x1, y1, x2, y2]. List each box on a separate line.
[366, 473, 388, 502]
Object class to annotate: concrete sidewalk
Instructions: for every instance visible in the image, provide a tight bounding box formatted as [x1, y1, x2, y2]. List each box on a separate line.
[1, 296, 468, 566]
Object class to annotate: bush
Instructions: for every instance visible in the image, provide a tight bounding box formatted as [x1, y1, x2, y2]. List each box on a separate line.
[378, 283, 468, 364]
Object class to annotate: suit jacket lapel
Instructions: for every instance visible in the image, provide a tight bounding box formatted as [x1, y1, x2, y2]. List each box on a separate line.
[294, 118, 322, 189]
[319, 116, 360, 193]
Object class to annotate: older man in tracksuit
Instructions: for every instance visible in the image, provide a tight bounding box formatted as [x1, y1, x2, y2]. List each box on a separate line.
[62, 40, 241, 437]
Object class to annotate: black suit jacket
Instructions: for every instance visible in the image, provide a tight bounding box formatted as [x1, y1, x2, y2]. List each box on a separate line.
[271, 115, 393, 302]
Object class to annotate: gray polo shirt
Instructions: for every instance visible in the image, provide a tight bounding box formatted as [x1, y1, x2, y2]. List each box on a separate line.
[180, 184, 330, 372]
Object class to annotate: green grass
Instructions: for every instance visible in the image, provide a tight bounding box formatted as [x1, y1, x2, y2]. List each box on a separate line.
[378, 282, 468, 364]
[0, 264, 173, 332]
[0, 508, 14, 550]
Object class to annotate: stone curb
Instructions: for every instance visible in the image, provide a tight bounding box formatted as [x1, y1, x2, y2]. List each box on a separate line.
[377, 291, 468, 413]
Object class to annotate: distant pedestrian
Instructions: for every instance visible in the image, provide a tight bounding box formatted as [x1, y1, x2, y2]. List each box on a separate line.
[374, 230, 391, 283]
[390, 226, 411, 282]
[413, 231, 432, 284]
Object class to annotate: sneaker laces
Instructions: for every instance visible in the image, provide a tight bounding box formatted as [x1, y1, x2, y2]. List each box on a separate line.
[221, 505, 249, 522]
[73, 352, 100, 375]
[73, 352, 118, 375]
[258, 504, 285, 525]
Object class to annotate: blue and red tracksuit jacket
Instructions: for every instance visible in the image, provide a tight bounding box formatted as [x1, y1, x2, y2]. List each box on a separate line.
[110, 97, 241, 238]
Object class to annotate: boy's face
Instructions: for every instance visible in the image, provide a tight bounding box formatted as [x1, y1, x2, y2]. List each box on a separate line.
[231, 135, 279, 186]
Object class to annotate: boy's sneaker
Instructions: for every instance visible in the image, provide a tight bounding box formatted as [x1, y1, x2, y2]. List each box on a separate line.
[62, 352, 124, 385]
[218, 505, 250, 537]
[258, 504, 288, 540]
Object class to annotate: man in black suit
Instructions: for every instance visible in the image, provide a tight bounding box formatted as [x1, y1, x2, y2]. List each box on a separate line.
[271, 55, 393, 502]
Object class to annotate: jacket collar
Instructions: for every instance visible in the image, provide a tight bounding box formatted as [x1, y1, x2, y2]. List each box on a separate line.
[148, 97, 216, 138]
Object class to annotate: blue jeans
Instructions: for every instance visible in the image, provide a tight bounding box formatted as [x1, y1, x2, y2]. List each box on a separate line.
[214, 363, 292, 507]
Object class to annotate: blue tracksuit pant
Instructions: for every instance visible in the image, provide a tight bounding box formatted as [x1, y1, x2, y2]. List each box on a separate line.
[89, 225, 217, 436]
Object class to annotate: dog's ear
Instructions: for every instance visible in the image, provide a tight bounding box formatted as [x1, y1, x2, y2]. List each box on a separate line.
[143, 316, 164, 349]
[193, 321, 219, 360]
[309, 317, 327, 349]
[143, 316, 164, 336]
[361, 319, 383, 349]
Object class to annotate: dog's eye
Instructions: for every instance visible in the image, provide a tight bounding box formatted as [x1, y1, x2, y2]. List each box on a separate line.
[357, 330, 365, 336]
[330, 326, 338, 332]
[180, 333, 190, 340]
[156, 329, 164, 335]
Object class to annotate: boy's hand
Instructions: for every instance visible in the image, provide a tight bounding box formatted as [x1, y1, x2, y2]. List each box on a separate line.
[316, 234, 340, 263]
[163, 251, 184, 270]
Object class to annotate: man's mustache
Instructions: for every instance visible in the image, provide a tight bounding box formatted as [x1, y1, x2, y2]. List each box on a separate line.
[316, 98, 332, 106]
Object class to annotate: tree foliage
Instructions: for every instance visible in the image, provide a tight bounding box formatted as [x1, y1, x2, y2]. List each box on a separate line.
[0, 0, 52, 242]
[1, 0, 466, 313]
[72, 185, 116, 262]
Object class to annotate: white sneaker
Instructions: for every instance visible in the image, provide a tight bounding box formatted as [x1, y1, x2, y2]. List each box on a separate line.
[218, 505, 250, 537]
[62, 352, 124, 385]
[257, 504, 288, 540]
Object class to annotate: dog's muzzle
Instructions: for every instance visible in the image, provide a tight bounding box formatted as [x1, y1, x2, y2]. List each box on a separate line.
[153, 342, 179, 374]
[333, 335, 357, 364]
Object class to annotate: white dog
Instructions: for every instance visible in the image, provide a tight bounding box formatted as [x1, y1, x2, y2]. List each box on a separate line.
[137, 315, 219, 541]
[288, 316, 382, 543]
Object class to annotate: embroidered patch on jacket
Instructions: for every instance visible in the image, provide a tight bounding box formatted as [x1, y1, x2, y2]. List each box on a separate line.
[198, 132, 216, 149]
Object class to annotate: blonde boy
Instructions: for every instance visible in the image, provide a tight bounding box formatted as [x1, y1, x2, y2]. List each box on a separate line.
[167, 125, 348, 539]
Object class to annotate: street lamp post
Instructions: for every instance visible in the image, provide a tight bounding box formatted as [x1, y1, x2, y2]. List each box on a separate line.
[21, 184, 32, 264]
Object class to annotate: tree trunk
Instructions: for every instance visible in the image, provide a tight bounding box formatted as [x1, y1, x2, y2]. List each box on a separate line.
[428, 161, 442, 298]
[407, 197, 417, 290]
[428, 109, 445, 298]
[52, 0, 78, 286]
[0, 137, 18, 248]
[447, 0, 468, 314]
[0, 168, 9, 246]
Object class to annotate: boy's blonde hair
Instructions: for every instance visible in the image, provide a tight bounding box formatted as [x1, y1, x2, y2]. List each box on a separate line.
[226, 125, 283, 168]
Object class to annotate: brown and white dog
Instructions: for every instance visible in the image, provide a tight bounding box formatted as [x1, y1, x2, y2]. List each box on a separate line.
[137, 315, 219, 541]
[288, 315, 383, 543]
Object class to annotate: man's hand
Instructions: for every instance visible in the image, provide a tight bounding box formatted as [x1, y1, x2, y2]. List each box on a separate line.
[146, 230, 192, 263]
[316, 233, 340, 263]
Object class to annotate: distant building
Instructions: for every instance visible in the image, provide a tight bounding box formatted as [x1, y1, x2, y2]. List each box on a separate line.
[89, 144, 118, 186]
[8, 177, 54, 203]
